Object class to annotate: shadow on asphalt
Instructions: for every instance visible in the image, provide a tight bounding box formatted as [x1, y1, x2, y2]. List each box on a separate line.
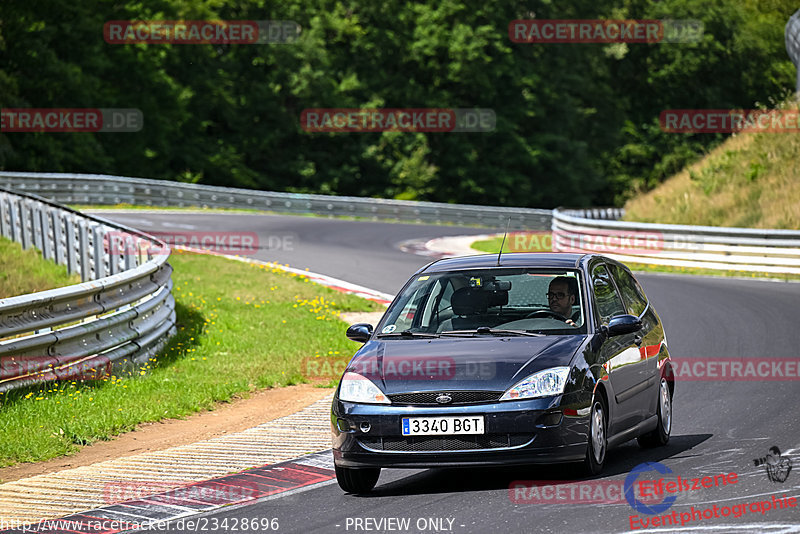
[357, 433, 712, 498]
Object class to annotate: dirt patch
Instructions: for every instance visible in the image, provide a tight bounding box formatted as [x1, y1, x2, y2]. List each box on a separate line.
[0, 384, 332, 484]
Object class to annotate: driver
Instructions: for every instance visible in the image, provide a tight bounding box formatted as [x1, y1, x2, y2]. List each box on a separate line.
[548, 276, 578, 326]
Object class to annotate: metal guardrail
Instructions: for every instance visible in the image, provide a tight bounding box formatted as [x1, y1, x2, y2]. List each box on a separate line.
[0, 186, 176, 393]
[0, 172, 552, 231]
[553, 208, 800, 275]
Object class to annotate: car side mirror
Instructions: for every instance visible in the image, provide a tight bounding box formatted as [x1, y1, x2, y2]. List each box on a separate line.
[603, 314, 642, 337]
[346, 323, 373, 343]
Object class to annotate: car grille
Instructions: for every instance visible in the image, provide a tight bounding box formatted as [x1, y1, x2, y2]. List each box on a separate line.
[387, 391, 503, 406]
[359, 434, 533, 452]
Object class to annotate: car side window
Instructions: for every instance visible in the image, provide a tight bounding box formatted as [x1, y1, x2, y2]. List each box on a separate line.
[591, 264, 626, 324]
[610, 264, 648, 317]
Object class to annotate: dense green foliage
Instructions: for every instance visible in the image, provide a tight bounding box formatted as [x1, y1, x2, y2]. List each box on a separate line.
[0, 0, 796, 207]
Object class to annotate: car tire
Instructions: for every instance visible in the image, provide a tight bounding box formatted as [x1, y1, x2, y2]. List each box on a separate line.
[637, 377, 671, 448]
[335, 465, 381, 494]
[583, 396, 607, 476]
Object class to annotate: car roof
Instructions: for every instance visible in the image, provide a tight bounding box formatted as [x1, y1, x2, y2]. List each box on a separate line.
[421, 253, 592, 272]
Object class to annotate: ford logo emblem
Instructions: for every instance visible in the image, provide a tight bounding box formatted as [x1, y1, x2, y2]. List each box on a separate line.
[435, 393, 452, 404]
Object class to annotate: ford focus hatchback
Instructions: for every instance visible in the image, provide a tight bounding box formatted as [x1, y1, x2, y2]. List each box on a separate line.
[332, 253, 674, 493]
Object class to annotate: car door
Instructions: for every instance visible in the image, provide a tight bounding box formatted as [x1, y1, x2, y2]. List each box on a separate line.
[609, 263, 660, 410]
[590, 263, 646, 434]
[610, 263, 666, 418]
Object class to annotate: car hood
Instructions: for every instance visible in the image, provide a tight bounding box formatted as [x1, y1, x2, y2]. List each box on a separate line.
[347, 335, 587, 394]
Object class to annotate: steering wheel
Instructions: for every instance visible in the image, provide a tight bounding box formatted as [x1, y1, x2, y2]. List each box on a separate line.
[525, 310, 569, 322]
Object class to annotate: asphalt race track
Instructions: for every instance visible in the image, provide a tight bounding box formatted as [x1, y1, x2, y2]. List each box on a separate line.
[96, 211, 800, 534]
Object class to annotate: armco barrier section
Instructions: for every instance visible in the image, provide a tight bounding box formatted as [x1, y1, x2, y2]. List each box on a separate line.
[0, 187, 176, 393]
[0, 172, 552, 230]
[553, 208, 800, 275]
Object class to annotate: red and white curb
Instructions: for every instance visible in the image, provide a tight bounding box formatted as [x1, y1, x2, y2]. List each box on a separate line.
[398, 234, 494, 259]
[0, 452, 336, 534]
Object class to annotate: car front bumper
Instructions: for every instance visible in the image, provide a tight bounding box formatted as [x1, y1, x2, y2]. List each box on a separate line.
[331, 393, 591, 469]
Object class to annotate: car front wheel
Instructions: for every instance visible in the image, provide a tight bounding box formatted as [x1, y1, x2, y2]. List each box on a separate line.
[583, 396, 607, 475]
[335, 465, 381, 494]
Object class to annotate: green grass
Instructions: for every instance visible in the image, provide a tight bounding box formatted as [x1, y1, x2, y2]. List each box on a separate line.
[470, 234, 800, 281]
[0, 237, 80, 298]
[0, 251, 380, 468]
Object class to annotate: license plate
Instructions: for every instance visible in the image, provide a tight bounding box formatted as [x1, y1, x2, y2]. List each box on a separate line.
[401, 416, 485, 436]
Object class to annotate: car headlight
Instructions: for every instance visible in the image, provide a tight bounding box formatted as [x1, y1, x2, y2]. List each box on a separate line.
[338, 372, 390, 404]
[500, 367, 570, 401]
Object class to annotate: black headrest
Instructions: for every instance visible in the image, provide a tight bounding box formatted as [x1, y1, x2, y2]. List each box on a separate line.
[452, 287, 489, 316]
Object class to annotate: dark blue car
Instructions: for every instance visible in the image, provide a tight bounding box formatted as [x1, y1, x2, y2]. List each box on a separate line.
[332, 253, 674, 493]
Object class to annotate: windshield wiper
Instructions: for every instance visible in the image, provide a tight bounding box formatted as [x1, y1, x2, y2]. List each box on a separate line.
[376, 330, 439, 338]
[440, 327, 544, 337]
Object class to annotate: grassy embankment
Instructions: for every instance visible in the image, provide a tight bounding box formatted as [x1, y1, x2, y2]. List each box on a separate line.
[0, 250, 380, 467]
[623, 128, 800, 229]
[0, 237, 80, 297]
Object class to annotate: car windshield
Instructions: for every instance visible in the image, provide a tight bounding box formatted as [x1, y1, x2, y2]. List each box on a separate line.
[376, 268, 586, 336]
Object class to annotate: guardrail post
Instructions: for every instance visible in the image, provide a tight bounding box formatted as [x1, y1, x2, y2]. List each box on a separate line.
[33, 204, 44, 252]
[54, 211, 66, 267]
[93, 225, 106, 279]
[65, 215, 78, 276]
[107, 227, 119, 275]
[9, 197, 20, 244]
[79, 220, 90, 281]
[0, 194, 8, 239]
[20, 200, 33, 250]
[42, 208, 55, 261]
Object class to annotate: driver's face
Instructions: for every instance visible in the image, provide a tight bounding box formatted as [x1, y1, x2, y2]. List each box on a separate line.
[548, 281, 575, 317]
